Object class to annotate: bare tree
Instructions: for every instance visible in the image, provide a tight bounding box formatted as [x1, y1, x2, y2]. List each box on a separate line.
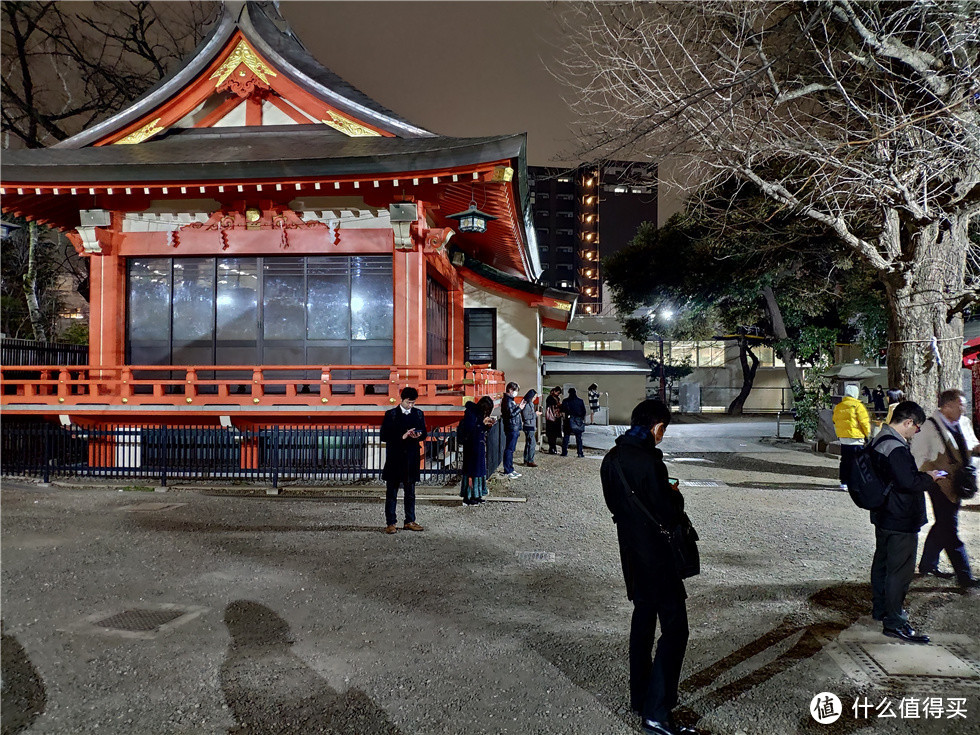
[2, 1, 217, 341]
[557, 1, 980, 405]
[2, 1, 217, 149]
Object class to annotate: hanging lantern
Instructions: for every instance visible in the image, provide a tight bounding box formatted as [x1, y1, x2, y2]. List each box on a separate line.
[446, 197, 497, 234]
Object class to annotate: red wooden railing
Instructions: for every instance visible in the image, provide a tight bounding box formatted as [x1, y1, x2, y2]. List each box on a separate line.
[0, 363, 505, 409]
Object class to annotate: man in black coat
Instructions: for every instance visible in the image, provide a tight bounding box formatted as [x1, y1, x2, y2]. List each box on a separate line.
[561, 387, 588, 458]
[380, 386, 428, 534]
[600, 400, 693, 735]
[868, 401, 942, 643]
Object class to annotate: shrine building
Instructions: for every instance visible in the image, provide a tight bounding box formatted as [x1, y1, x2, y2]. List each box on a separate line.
[0, 1, 577, 431]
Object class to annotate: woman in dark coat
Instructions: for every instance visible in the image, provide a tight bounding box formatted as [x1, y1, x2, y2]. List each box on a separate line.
[458, 396, 495, 505]
[545, 386, 564, 454]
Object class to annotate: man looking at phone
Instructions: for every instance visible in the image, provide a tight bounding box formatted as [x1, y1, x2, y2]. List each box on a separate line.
[868, 401, 943, 642]
[380, 386, 428, 534]
[600, 399, 693, 735]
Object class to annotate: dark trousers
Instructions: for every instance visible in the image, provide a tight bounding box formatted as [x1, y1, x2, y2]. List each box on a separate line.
[839, 444, 862, 486]
[385, 480, 416, 526]
[871, 526, 918, 629]
[522, 429, 536, 464]
[545, 423, 562, 453]
[920, 487, 972, 582]
[630, 587, 689, 722]
[562, 430, 584, 457]
[503, 429, 519, 473]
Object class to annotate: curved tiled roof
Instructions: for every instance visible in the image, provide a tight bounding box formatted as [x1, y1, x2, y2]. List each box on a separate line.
[53, 1, 432, 149]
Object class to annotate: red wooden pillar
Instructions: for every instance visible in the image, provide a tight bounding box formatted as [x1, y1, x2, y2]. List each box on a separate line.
[241, 437, 260, 469]
[392, 246, 427, 391]
[88, 251, 126, 371]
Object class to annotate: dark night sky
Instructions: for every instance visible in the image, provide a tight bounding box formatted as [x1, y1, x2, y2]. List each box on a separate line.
[277, 1, 580, 167]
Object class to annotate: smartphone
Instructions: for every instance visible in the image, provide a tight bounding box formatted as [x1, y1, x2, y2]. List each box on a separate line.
[934, 470, 948, 477]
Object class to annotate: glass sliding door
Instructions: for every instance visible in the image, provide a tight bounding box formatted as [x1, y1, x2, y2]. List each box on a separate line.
[171, 258, 215, 366]
[426, 277, 449, 381]
[126, 256, 394, 386]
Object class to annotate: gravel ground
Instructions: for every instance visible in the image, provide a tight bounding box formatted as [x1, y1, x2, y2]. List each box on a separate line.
[2, 437, 979, 735]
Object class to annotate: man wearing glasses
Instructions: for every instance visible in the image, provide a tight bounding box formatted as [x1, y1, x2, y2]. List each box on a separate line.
[868, 401, 943, 643]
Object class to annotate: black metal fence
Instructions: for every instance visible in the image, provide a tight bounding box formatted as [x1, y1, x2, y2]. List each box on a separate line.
[0, 419, 505, 489]
[1, 338, 87, 366]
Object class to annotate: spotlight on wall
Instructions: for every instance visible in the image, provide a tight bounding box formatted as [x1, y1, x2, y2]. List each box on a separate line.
[389, 202, 418, 249]
[79, 209, 111, 227]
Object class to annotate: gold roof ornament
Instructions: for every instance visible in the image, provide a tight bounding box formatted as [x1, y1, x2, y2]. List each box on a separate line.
[210, 40, 277, 87]
[321, 110, 381, 137]
[113, 118, 165, 145]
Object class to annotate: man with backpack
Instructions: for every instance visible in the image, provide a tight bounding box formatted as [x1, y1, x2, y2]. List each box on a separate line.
[868, 401, 943, 643]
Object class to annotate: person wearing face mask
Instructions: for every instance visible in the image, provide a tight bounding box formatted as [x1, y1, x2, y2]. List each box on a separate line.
[600, 400, 695, 735]
[380, 386, 428, 534]
[912, 389, 980, 589]
[867, 401, 943, 643]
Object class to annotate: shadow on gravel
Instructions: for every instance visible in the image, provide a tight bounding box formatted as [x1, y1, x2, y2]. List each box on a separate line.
[135, 520, 382, 534]
[530, 583, 871, 734]
[693, 453, 838, 480]
[1, 626, 46, 735]
[676, 582, 868, 731]
[221, 601, 400, 735]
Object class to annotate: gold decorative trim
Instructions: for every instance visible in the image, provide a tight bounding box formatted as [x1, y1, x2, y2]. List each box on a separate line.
[210, 40, 277, 87]
[321, 111, 381, 137]
[114, 118, 165, 145]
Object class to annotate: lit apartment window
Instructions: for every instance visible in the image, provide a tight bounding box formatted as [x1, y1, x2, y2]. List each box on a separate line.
[556, 246, 574, 254]
[558, 177, 572, 183]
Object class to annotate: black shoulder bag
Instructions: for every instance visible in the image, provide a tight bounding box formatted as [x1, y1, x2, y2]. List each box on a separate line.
[928, 418, 978, 501]
[612, 457, 701, 579]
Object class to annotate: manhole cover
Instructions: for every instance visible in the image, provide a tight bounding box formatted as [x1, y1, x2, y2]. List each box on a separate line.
[681, 480, 720, 487]
[516, 551, 556, 563]
[94, 609, 184, 632]
[828, 630, 980, 689]
[63, 603, 207, 640]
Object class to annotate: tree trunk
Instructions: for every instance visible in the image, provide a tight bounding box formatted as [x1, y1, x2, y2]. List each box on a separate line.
[761, 285, 804, 398]
[882, 214, 967, 412]
[727, 334, 760, 415]
[22, 221, 48, 342]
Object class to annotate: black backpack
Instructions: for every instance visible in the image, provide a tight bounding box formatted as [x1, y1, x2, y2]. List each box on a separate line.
[848, 434, 902, 510]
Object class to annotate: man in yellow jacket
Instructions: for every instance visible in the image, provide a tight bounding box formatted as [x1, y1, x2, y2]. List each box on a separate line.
[833, 384, 872, 491]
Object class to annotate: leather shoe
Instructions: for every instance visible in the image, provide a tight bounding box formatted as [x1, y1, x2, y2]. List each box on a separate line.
[526, 462, 538, 467]
[958, 577, 980, 589]
[384, 525, 397, 534]
[883, 624, 929, 644]
[403, 521, 424, 531]
[668, 716, 697, 734]
[920, 568, 954, 580]
[642, 720, 679, 735]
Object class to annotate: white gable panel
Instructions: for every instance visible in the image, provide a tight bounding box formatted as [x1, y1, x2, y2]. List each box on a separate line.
[261, 101, 299, 126]
[213, 103, 248, 127]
